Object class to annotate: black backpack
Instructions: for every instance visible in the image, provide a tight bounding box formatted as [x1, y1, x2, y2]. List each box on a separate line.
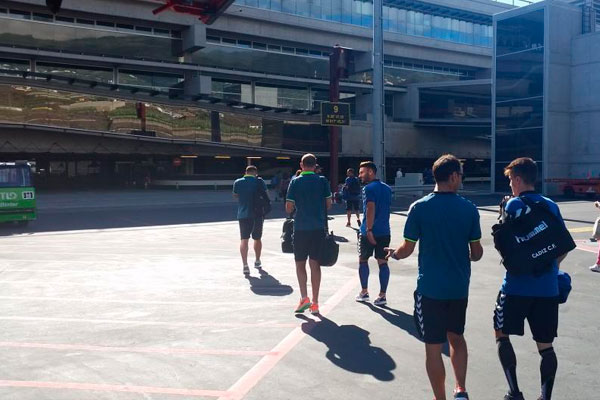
[253, 177, 272, 217]
[492, 196, 576, 276]
[281, 218, 294, 253]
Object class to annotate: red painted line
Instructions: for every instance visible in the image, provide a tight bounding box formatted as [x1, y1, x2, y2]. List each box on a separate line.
[0, 316, 296, 329]
[220, 278, 358, 400]
[0, 342, 275, 357]
[575, 241, 599, 254]
[0, 380, 230, 397]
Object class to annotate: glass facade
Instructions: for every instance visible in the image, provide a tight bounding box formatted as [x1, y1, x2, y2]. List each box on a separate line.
[494, 9, 545, 192]
[235, 0, 493, 47]
[419, 91, 491, 120]
[0, 84, 328, 152]
[0, 16, 180, 62]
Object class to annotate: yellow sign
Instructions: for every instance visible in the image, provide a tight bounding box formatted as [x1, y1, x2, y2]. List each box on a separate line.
[321, 102, 350, 126]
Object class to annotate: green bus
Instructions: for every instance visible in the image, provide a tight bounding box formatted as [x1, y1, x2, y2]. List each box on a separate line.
[0, 162, 36, 224]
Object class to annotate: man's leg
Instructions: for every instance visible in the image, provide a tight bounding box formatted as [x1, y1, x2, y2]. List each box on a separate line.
[253, 239, 262, 264]
[346, 209, 352, 226]
[309, 258, 321, 304]
[240, 239, 249, 266]
[425, 343, 446, 400]
[537, 342, 557, 400]
[447, 332, 468, 394]
[496, 332, 521, 397]
[295, 260, 308, 299]
[359, 258, 369, 295]
[376, 259, 389, 298]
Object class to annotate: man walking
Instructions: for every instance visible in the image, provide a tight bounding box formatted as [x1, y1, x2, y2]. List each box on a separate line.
[344, 168, 362, 228]
[354, 161, 392, 306]
[493, 157, 570, 400]
[233, 165, 268, 275]
[385, 154, 483, 400]
[286, 153, 332, 315]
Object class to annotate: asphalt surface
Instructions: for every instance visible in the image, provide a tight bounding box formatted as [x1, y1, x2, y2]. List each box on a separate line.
[0, 190, 598, 399]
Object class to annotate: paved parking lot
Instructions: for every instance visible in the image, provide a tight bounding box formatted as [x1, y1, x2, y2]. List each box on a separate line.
[0, 195, 598, 399]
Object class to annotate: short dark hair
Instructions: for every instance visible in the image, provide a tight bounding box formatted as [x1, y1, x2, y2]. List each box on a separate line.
[301, 153, 317, 168]
[347, 168, 355, 175]
[504, 157, 537, 185]
[246, 165, 257, 174]
[432, 154, 461, 183]
[359, 161, 377, 173]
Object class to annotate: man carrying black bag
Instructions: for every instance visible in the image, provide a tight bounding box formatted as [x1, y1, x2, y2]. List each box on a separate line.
[286, 153, 332, 315]
[493, 157, 573, 400]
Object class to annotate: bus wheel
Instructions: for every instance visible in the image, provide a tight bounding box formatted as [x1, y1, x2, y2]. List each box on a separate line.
[564, 187, 575, 198]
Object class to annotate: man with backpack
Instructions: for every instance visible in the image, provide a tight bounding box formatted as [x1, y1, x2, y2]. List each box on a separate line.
[493, 157, 572, 400]
[233, 165, 269, 275]
[344, 168, 362, 228]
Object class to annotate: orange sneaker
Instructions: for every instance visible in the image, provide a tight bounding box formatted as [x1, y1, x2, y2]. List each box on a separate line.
[294, 297, 312, 313]
[309, 303, 319, 315]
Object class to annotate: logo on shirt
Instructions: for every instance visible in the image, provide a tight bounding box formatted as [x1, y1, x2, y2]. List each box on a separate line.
[514, 221, 548, 244]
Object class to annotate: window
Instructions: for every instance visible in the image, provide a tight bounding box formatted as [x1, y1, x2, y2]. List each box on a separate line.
[55, 15, 74, 23]
[97, 20, 115, 28]
[237, 40, 251, 48]
[154, 28, 170, 37]
[116, 23, 134, 31]
[268, 44, 282, 52]
[207, 35, 220, 43]
[253, 42, 267, 50]
[282, 46, 295, 54]
[76, 18, 94, 26]
[136, 26, 153, 33]
[9, 9, 31, 20]
[222, 37, 237, 45]
[32, 13, 53, 22]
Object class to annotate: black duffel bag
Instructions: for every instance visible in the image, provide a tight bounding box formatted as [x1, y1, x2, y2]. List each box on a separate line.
[319, 230, 339, 267]
[281, 218, 294, 254]
[492, 196, 576, 276]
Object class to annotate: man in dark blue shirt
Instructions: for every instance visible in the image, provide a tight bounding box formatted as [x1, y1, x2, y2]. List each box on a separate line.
[354, 161, 392, 307]
[233, 165, 268, 275]
[343, 168, 362, 228]
[286, 153, 332, 315]
[493, 158, 570, 400]
[385, 154, 483, 400]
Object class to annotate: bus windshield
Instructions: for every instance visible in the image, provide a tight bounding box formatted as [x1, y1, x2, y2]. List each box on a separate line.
[0, 165, 32, 188]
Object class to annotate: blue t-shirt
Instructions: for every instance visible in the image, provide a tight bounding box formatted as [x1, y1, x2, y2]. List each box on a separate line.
[360, 180, 392, 236]
[232, 175, 266, 220]
[344, 176, 361, 200]
[501, 192, 563, 297]
[404, 192, 482, 300]
[286, 172, 332, 231]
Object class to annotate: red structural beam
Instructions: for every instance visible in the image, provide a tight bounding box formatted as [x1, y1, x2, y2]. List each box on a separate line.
[152, 0, 236, 24]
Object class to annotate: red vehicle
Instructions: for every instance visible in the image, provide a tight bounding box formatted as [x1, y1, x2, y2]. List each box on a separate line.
[152, 0, 236, 24]
[550, 178, 600, 198]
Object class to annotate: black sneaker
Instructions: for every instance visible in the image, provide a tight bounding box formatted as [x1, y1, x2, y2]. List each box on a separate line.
[504, 393, 525, 400]
[454, 391, 469, 400]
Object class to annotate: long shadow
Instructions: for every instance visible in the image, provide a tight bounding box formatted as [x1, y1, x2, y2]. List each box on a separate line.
[362, 303, 450, 357]
[296, 314, 396, 381]
[245, 267, 293, 296]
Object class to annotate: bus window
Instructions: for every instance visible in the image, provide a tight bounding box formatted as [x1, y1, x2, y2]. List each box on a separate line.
[0, 166, 31, 188]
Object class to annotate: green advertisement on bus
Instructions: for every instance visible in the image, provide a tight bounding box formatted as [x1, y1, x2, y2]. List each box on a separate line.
[0, 163, 36, 223]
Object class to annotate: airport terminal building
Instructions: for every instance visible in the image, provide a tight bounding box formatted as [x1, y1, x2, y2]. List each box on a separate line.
[492, 0, 600, 194]
[0, 0, 513, 188]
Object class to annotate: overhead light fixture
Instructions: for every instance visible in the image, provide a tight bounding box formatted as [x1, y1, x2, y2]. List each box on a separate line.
[475, 159, 485, 162]
[247, 156, 262, 159]
[214, 155, 231, 159]
[180, 155, 198, 158]
[276, 156, 291, 160]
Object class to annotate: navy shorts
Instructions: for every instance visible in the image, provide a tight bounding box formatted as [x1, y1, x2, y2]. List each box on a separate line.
[493, 291, 558, 343]
[293, 230, 325, 262]
[239, 216, 264, 240]
[414, 291, 468, 344]
[358, 234, 390, 260]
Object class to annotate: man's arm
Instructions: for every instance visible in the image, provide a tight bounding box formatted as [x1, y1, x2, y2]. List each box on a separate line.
[385, 240, 416, 260]
[469, 240, 483, 262]
[286, 200, 295, 214]
[365, 201, 376, 245]
[325, 197, 332, 210]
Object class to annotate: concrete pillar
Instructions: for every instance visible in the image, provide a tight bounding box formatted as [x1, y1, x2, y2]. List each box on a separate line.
[181, 24, 206, 54]
[184, 73, 212, 96]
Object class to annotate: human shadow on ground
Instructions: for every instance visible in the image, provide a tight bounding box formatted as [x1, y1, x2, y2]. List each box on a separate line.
[245, 267, 293, 296]
[361, 303, 450, 357]
[297, 314, 396, 381]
